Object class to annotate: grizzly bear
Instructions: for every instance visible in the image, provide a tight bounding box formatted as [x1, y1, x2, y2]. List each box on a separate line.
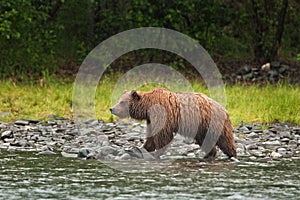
[110, 88, 237, 159]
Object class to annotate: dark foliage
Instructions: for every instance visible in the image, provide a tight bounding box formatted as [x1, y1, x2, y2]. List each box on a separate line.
[0, 0, 299, 80]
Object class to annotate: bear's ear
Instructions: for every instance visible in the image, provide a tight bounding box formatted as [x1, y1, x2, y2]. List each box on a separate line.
[130, 90, 140, 100]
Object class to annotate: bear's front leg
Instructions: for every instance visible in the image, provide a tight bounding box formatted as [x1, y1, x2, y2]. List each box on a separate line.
[143, 136, 156, 152]
[143, 121, 174, 159]
[142, 122, 156, 152]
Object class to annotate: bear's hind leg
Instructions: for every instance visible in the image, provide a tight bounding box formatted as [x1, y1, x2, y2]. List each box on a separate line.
[217, 134, 237, 158]
[195, 135, 217, 160]
[203, 146, 217, 160]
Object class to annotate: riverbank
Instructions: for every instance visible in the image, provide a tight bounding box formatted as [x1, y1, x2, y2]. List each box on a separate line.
[1, 119, 299, 161]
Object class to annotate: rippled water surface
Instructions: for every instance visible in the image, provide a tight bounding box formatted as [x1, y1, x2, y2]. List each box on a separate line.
[1, 151, 299, 200]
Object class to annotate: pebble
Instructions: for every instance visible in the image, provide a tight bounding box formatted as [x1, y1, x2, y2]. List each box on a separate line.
[246, 144, 258, 150]
[1, 130, 13, 140]
[270, 151, 282, 159]
[61, 151, 78, 158]
[232, 62, 291, 83]
[262, 140, 281, 148]
[277, 147, 286, 154]
[14, 120, 30, 126]
[99, 146, 117, 157]
[118, 153, 131, 160]
[288, 140, 298, 149]
[37, 150, 56, 155]
[247, 132, 259, 139]
[78, 148, 92, 158]
[281, 138, 290, 143]
[279, 131, 293, 139]
[239, 126, 249, 132]
[4, 138, 15, 143]
[0, 119, 299, 161]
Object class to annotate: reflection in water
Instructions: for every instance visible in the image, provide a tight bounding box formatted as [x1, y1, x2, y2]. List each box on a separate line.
[0, 151, 299, 199]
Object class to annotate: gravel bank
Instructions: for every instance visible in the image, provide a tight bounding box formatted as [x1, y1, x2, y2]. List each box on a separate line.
[1, 118, 300, 161]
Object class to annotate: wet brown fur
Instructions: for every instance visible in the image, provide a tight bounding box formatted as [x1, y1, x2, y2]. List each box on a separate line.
[111, 88, 237, 159]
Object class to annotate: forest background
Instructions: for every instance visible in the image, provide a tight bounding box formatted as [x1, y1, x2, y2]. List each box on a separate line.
[0, 0, 299, 124]
[1, 0, 299, 81]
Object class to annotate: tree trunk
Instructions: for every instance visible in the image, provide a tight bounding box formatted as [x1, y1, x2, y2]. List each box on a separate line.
[251, 0, 265, 63]
[250, 0, 289, 63]
[270, 0, 288, 61]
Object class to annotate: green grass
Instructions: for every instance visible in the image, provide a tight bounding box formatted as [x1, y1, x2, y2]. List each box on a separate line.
[0, 78, 299, 125]
[0, 80, 73, 122]
[226, 84, 300, 125]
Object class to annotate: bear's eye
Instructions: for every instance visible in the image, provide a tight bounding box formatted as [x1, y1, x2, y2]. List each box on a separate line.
[119, 101, 125, 105]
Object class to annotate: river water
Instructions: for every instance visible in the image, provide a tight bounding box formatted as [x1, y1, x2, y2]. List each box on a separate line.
[1, 151, 299, 200]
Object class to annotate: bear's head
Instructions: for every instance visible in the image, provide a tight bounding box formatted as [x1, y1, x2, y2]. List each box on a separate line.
[110, 90, 141, 119]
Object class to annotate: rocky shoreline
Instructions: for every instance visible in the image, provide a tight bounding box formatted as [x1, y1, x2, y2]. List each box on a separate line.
[1, 118, 300, 162]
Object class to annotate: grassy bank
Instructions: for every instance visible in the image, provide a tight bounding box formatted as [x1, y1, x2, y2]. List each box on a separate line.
[226, 84, 300, 125]
[0, 79, 299, 125]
